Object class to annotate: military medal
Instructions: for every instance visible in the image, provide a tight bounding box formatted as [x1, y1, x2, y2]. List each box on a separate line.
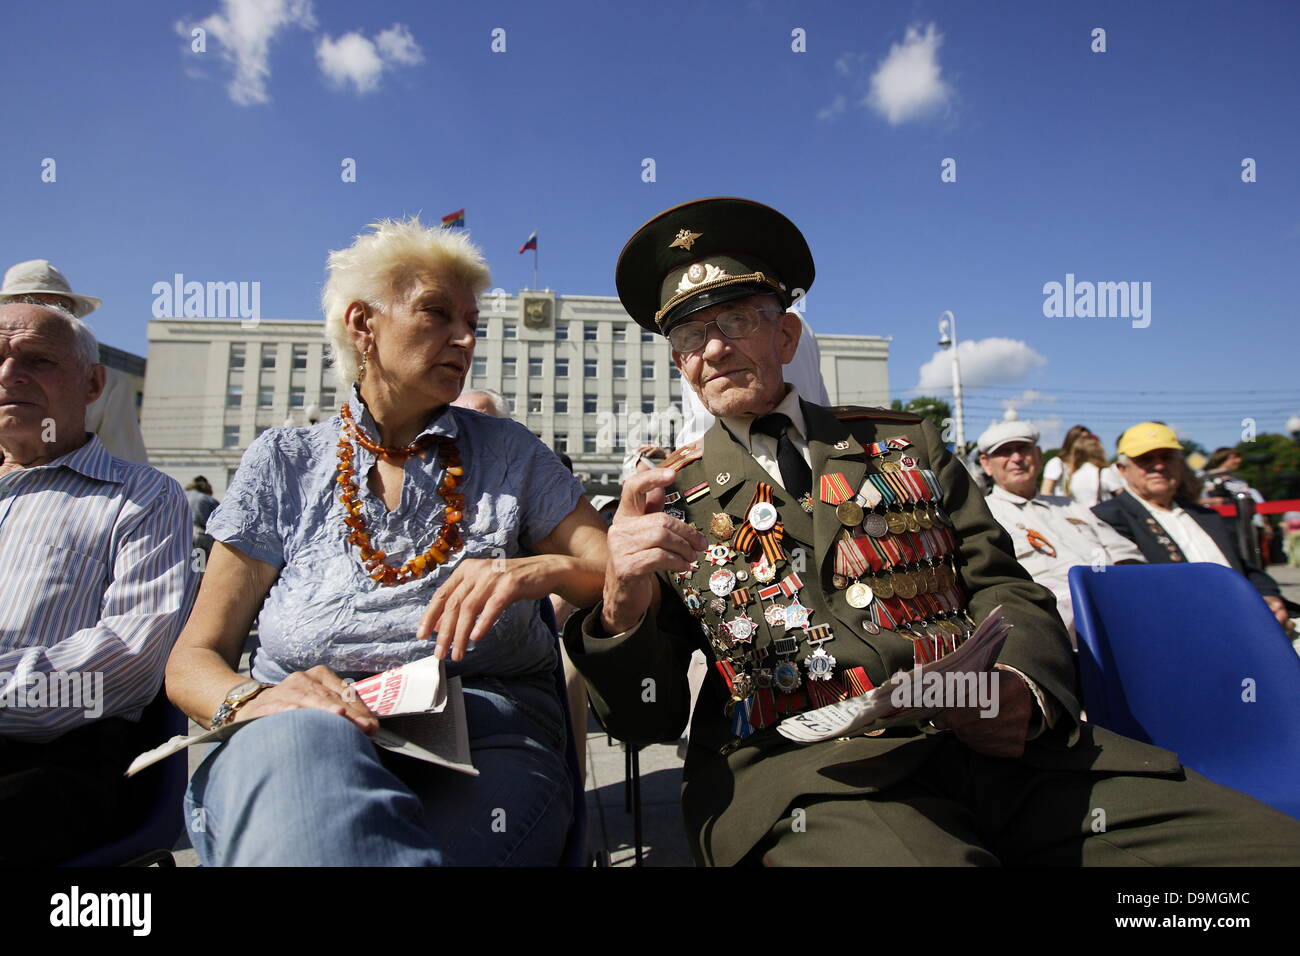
[752, 554, 776, 583]
[726, 612, 756, 643]
[764, 603, 788, 628]
[706, 543, 736, 566]
[709, 597, 728, 616]
[666, 505, 686, 521]
[799, 492, 815, 514]
[836, 501, 864, 527]
[846, 581, 874, 608]
[748, 501, 778, 531]
[804, 646, 836, 681]
[683, 587, 704, 615]
[773, 660, 802, 693]
[863, 512, 889, 538]
[873, 574, 895, 600]
[831, 573, 849, 590]
[784, 599, 812, 629]
[709, 569, 736, 596]
[709, 512, 735, 540]
[673, 560, 700, 584]
[735, 570, 749, 583]
[885, 511, 908, 535]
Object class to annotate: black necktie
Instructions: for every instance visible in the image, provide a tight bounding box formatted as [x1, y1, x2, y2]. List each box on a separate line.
[752, 412, 811, 503]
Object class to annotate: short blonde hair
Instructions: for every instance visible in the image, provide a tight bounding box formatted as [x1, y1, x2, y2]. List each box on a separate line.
[321, 217, 492, 389]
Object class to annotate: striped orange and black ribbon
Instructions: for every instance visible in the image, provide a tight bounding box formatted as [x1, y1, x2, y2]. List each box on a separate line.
[732, 482, 785, 566]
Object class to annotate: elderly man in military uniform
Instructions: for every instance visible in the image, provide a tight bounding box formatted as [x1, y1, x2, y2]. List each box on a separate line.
[562, 197, 1300, 866]
[977, 420, 1144, 640]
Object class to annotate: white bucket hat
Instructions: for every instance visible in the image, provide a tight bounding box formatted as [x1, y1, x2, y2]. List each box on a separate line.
[0, 259, 101, 318]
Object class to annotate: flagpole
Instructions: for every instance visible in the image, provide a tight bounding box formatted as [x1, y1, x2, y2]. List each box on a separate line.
[533, 243, 538, 291]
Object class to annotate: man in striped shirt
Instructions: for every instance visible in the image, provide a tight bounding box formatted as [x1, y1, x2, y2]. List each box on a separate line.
[0, 301, 195, 864]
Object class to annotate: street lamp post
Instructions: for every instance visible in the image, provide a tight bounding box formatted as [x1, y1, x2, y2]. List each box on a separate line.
[937, 310, 966, 450]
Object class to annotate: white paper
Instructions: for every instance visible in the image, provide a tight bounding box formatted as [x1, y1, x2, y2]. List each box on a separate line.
[777, 606, 1013, 744]
[127, 656, 475, 777]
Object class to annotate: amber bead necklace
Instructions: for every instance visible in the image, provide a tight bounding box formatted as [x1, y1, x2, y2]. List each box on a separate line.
[336, 402, 466, 586]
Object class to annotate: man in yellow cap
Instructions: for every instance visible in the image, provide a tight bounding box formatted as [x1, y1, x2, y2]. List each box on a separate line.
[1094, 422, 1293, 635]
[562, 197, 1300, 866]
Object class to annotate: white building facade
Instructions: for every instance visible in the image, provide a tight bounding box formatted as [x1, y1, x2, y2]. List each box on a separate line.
[141, 292, 890, 494]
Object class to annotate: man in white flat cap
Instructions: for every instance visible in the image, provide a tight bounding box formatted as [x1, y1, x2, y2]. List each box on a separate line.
[0, 260, 148, 464]
[978, 420, 1143, 639]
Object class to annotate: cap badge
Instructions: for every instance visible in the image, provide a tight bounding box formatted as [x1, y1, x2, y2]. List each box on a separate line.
[677, 262, 729, 294]
[669, 228, 703, 251]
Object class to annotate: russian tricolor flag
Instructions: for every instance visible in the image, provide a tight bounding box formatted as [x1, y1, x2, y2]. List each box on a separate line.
[518, 231, 538, 253]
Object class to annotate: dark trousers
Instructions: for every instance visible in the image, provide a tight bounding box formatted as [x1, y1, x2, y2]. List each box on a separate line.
[747, 734, 1300, 866]
[0, 718, 137, 865]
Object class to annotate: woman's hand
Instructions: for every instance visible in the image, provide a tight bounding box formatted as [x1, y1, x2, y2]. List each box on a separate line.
[416, 555, 560, 661]
[234, 665, 379, 735]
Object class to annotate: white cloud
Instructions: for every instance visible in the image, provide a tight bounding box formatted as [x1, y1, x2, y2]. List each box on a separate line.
[1000, 388, 1057, 414]
[317, 23, 424, 95]
[816, 94, 847, 122]
[866, 22, 953, 125]
[182, 0, 316, 106]
[915, 337, 1047, 391]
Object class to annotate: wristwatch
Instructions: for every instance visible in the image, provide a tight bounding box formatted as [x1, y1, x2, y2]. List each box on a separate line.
[209, 679, 270, 730]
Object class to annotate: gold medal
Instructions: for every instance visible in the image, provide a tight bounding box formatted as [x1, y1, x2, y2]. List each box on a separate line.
[835, 500, 864, 527]
[904, 511, 921, 533]
[915, 505, 933, 530]
[872, 574, 895, 600]
[885, 511, 908, 535]
[879, 460, 901, 474]
[709, 512, 735, 540]
[893, 571, 918, 600]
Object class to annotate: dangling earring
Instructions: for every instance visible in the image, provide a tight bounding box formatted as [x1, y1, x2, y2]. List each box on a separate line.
[356, 347, 370, 385]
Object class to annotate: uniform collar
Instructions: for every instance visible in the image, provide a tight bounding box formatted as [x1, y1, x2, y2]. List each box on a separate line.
[718, 385, 807, 452]
[989, 483, 1037, 508]
[347, 384, 459, 443]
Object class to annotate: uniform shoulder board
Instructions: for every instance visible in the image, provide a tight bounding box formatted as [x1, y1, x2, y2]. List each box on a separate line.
[829, 405, 925, 424]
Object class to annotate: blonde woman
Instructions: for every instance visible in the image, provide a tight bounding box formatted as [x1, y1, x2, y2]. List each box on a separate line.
[166, 218, 607, 865]
[1060, 432, 1124, 509]
[1039, 424, 1089, 496]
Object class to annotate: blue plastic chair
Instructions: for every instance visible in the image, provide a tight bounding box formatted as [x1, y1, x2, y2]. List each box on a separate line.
[538, 599, 590, 866]
[1069, 563, 1300, 819]
[61, 691, 189, 866]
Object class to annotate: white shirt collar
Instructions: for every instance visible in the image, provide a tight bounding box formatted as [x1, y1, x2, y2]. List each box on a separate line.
[719, 385, 806, 452]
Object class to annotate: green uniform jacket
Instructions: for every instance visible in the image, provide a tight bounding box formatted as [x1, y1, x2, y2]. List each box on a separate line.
[564, 401, 1182, 866]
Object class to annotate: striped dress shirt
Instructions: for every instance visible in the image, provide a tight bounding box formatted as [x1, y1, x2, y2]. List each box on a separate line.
[0, 434, 196, 742]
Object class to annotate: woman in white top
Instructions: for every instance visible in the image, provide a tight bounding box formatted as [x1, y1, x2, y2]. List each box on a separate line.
[1061, 432, 1124, 508]
[1040, 424, 1090, 495]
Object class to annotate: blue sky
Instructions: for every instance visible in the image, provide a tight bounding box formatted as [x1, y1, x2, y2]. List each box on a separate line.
[2, 0, 1296, 450]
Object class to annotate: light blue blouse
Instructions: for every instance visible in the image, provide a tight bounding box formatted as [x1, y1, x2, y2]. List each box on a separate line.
[206, 390, 583, 684]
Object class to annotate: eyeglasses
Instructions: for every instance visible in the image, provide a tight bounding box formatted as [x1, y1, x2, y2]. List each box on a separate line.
[666, 306, 781, 354]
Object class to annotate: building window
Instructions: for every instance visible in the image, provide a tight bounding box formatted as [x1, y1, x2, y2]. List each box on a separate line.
[476, 320, 488, 337]
[254, 425, 269, 439]
[613, 360, 626, 379]
[583, 359, 597, 378]
[641, 399, 655, 415]
[258, 386, 274, 408]
[583, 322, 598, 341]
[322, 349, 334, 369]
[529, 393, 543, 414]
[642, 361, 655, 380]
[554, 433, 568, 454]
[615, 399, 628, 417]
[528, 356, 543, 378]
[555, 358, 569, 378]
[583, 432, 596, 453]
[261, 349, 276, 370]
[503, 322, 517, 340]
[472, 357, 487, 376]
[502, 357, 517, 377]
[613, 326, 627, 343]
[584, 395, 597, 414]
[226, 385, 242, 408]
[320, 388, 336, 409]
[669, 364, 681, 379]
[223, 425, 240, 448]
[229, 344, 246, 369]
[290, 387, 305, 408]
[641, 329, 654, 342]
[555, 324, 569, 341]
[555, 396, 568, 415]
[292, 345, 308, 370]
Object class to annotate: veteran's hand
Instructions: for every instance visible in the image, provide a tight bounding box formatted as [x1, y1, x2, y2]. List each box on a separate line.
[1263, 595, 1296, 637]
[602, 468, 708, 634]
[234, 665, 379, 735]
[933, 668, 1033, 760]
[417, 556, 554, 661]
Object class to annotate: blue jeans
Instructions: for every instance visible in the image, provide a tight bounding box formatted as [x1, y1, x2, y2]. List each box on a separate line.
[185, 675, 572, 865]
